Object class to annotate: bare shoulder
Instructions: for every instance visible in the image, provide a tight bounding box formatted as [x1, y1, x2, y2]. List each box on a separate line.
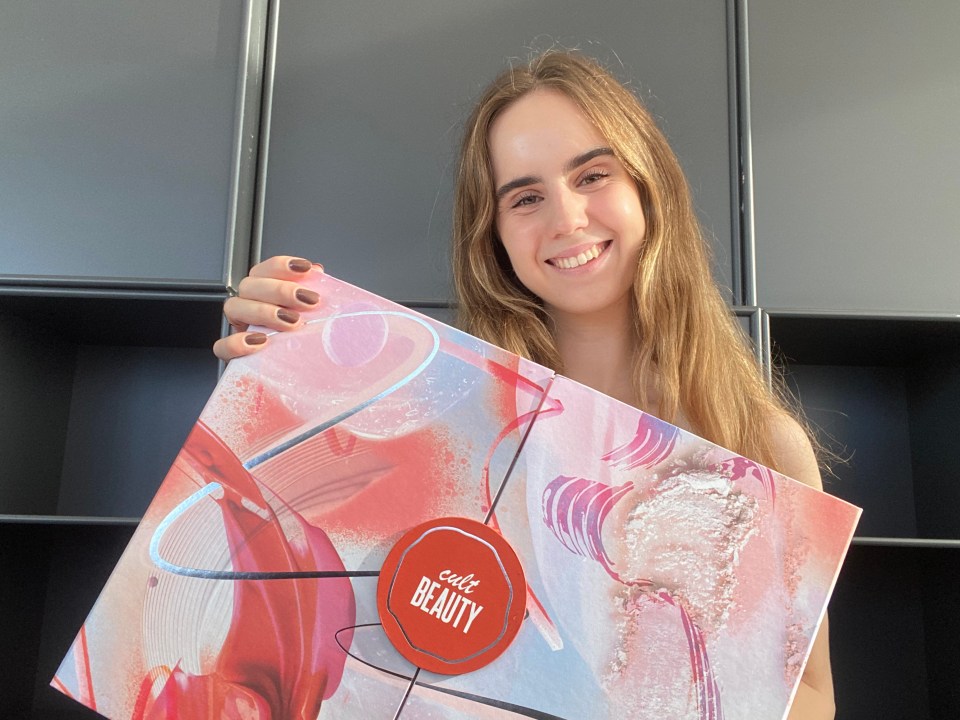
[767, 412, 837, 717]
[766, 411, 824, 491]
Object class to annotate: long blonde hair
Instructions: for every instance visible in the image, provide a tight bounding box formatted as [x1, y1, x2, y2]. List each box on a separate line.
[453, 51, 790, 468]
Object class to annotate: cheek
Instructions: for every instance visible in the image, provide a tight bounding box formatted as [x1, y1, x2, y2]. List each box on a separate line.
[496, 219, 531, 264]
[610, 194, 647, 246]
[499, 240, 544, 299]
[493, 222, 530, 284]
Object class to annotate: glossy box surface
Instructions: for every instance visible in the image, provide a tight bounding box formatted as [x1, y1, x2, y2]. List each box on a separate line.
[54, 274, 860, 720]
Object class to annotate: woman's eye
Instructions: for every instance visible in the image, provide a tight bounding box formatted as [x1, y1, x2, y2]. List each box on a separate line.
[580, 170, 609, 185]
[511, 193, 540, 209]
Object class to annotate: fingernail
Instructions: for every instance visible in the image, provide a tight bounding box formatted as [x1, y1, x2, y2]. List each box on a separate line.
[312, 262, 325, 273]
[296, 288, 320, 305]
[245, 332, 267, 346]
[288, 258, 312, 273]
[277, 308, 300, 324]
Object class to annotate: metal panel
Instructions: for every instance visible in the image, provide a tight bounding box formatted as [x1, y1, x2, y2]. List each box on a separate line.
[748, 0, 960, 312]
[258, 0, 734, 303]
[0, 0, 262, 288]
[732, 0, 756, 306]
[733, 305, 763, 363]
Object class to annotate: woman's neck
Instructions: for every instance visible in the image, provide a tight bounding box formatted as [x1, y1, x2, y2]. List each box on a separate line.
[549, 303, 639, 408]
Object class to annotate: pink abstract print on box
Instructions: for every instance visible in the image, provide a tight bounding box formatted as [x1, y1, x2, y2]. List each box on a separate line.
[600, 412, 681, 470]
[539, 410, 725, 720]
[52, 275, 859, 720]
[495, 375, 858, 720]
[132, 421, 355, 720]
[541, 475, 642, 587]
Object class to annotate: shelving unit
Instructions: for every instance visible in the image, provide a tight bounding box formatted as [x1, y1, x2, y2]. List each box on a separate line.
[765, 312, 960, 718]
[1, 522, 137, 719]
[0, 291, 224, 718]
[0, 0, 267, 714]
[1, 0, 955, 717]
[767, 312, 960, 542]
[744, 0, 960, 713]
[0, 291, 225, 519]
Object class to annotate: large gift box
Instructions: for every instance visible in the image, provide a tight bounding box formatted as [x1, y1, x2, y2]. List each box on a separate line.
[54, 273, 860, 719]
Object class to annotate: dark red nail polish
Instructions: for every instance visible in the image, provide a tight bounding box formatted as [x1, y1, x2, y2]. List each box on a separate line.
[296, 288, 320, 305]
[277, 308, 300, 324]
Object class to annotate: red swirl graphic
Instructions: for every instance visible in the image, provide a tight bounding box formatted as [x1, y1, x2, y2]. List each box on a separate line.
[135, 423, 355, 719]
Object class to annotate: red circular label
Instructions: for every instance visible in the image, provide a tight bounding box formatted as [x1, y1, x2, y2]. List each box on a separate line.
[376, 517, 526, 675]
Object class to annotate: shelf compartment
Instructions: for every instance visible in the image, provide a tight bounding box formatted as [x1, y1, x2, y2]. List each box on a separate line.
[0, 522, 135, 718]
[767, 313, 960, 541]
[830, 544, 960, 719]
[0, 291, 222, 519]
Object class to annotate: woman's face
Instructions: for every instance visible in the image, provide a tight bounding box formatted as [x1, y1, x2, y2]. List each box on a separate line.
[489, 89, 646, 325]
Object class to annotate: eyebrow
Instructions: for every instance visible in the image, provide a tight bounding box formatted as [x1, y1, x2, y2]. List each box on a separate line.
[495, 146, 615, 201]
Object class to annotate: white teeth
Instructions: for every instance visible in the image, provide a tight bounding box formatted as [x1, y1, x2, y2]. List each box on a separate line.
[552, 242, 605, 269]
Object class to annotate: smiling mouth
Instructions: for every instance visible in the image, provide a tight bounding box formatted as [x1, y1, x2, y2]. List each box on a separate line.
[548, 240, 611, 270]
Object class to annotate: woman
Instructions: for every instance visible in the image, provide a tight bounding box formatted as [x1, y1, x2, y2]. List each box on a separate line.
[216, 51, 835, 719]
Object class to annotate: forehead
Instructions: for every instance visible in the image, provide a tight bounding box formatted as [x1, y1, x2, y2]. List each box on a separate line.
[488, 89, 607, 182]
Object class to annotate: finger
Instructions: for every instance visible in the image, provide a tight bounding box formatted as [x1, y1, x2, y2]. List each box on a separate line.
[236, 276, 321, 310]
[214, 331, 269, 361]
[249, 255, 323, 281]
[224, 296, 306, 333]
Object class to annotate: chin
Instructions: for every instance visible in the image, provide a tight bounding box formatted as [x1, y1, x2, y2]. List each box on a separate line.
[544, 292, 634, 323]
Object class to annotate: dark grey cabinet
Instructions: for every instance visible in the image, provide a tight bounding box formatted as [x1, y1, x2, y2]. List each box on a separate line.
[259, 0, 737, 302]
[2, 0, 957, 717]
[0, 291, 225, 718]
[747, 1, 960, 716]
[763, 312, 960, 718]
[0, 1, 264, 715]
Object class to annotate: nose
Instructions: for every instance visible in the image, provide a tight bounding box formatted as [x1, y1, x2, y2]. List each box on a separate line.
[549, 185, 588, 237]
